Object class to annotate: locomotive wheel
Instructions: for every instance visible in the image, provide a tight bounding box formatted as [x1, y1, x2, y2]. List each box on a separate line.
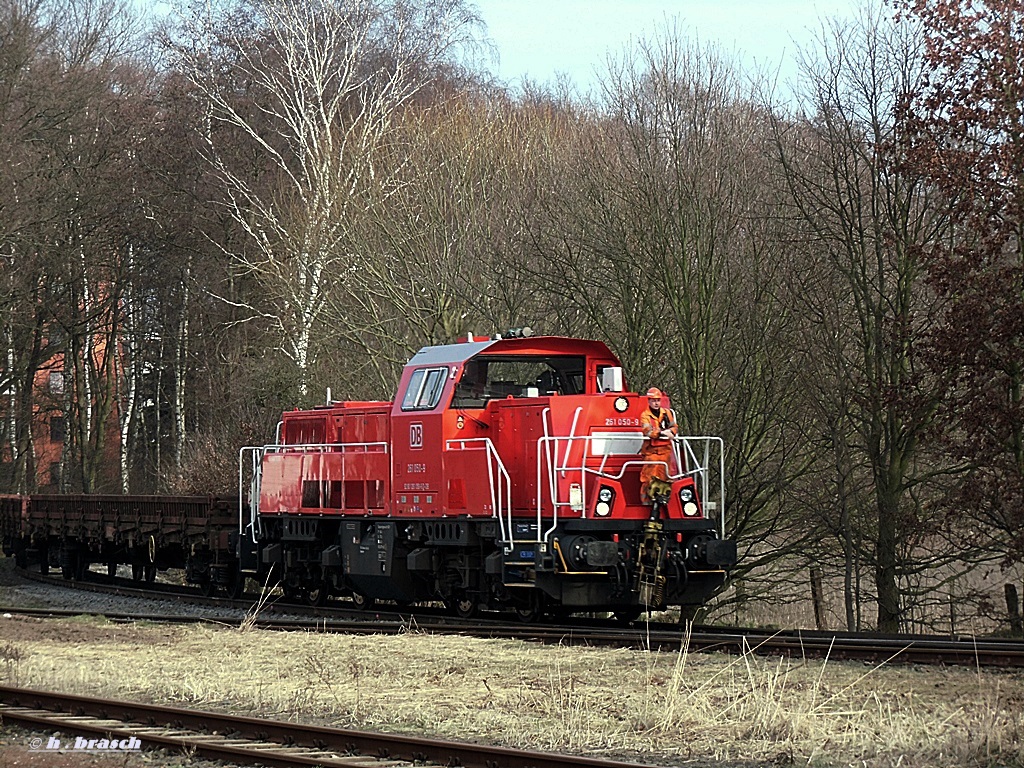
[307, 581, 330, 607]
[515, 604, 543, 623]
[350, 591, 374, 610]
[201, 579, 218, 597]
[226, 570, 245, 599]
[514, 595, 545, 623]
[282, 584, 306, 603]
[614, 608, 643, 624]
[452, 596, 478, 619]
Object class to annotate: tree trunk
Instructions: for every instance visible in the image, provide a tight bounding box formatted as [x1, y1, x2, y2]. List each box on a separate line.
[1006, 583, 1023, 636]
[810, 566, 826, 630]
[4, 333, 16, 488]
[875, 490, 902, 632]
[117, 247, 138, 494]
[174, 263, 190, 470]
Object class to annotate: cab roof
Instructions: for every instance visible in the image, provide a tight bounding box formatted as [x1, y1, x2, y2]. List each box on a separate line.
[406, 336, 621, 367]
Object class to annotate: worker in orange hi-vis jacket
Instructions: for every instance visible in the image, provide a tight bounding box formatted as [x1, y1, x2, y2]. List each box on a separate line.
[639, 387, 678, 503]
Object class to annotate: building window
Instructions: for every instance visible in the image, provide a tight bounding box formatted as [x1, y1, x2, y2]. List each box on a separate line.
[48, 371, 64, 395]
[50, 416, 65, 443]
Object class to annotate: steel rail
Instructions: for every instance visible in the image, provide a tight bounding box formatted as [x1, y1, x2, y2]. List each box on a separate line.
[12, 569, 1024, 668]
[0, 685, 651, 768]
[5, 602, 1024, 669]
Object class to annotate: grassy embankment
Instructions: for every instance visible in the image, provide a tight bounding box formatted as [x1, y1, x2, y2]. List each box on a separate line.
[1, 611, 1022, 767]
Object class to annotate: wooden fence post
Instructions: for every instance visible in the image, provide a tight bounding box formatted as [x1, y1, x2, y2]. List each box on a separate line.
[1006, 583, 1023, 636]
[810, 566, 826, 631]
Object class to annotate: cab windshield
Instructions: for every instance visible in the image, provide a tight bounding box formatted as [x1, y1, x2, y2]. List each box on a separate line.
[451, 355, 585, 408]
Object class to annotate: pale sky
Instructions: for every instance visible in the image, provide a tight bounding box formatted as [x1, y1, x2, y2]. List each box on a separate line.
[144, 0, 863, 95]
[473, 0, 861, 93]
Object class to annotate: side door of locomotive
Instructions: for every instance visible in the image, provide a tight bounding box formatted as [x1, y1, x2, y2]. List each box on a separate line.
[390, 365, 453, 517]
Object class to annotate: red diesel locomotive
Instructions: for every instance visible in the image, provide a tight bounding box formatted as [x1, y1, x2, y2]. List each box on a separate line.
[237, 332, 736, 618]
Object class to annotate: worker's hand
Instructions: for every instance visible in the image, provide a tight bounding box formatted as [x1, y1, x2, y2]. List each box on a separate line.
[660, 430, 673, 439]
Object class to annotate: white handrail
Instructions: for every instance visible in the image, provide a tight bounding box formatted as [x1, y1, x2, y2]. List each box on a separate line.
[238, 445, 265, 543]
[264, 441, 388, 453]
[238, 440, 392, 544]
[559, 406, 583, 476]
[532, 434, 726, 544]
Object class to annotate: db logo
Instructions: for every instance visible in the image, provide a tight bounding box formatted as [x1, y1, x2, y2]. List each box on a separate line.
[409, 423, 423, 449]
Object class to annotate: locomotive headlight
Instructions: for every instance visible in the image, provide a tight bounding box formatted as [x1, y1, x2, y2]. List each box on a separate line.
[679, 487, 694, 503]
[613, 396, 629, 413]
[683, 501, 700, 517]
[595, 486, 615, 517]
[595, 501, 611, 516]
[598, 487, 614, 503]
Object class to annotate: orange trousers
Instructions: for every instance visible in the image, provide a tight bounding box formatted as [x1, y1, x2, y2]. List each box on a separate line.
[640, 445, 672, 502]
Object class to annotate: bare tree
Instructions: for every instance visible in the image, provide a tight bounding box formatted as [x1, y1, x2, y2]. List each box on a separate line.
[0, 0, 140, 492]
[170, 0, 480, 402]
[771, 8, 961, 631]
[319, 91, 571, 394]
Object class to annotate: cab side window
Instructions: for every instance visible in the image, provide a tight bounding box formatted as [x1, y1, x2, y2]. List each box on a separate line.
[401, 367, 448, 411]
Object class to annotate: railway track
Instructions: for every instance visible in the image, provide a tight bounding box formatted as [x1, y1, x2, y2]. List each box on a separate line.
[0, 684, 651, 768]
[12, 568, 1024, 668]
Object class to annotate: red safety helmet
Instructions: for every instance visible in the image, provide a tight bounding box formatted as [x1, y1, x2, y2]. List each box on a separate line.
[645, 387, 663, 398]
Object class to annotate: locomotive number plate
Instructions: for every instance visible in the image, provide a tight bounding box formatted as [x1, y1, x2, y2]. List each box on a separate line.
[605, 417, 640, 426]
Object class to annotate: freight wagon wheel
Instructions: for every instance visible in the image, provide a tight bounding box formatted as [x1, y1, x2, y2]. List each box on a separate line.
[13, 541, 27, 569]
[201, 579, 218, 597]
[144, 565, 156, 583]
[131, 563, 143, 582]
[350, 591, 375, 610]
[60, 546, 82, 581]
[107, 561, 118, 581]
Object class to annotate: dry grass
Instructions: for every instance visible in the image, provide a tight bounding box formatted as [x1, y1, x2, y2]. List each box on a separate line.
[0, 615, 1021, 767]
